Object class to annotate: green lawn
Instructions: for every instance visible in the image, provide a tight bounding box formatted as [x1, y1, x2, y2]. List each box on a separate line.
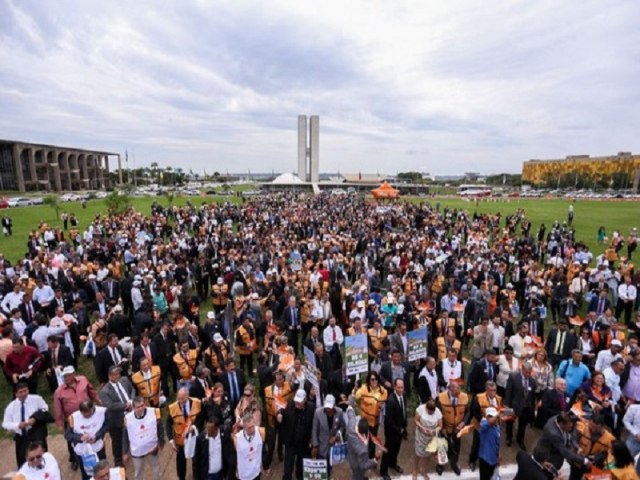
[0, 194, 243, 262]
[406, 197, 639, 257]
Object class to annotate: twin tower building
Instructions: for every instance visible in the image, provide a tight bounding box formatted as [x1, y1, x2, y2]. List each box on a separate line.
[297, 115, 319, 183]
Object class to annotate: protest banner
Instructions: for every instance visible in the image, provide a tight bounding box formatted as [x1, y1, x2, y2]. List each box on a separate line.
[345, 333, 368, 375]
[303, 345, 316, 369]
[407, 327, 428, 361]
[303, 458, 328, 480]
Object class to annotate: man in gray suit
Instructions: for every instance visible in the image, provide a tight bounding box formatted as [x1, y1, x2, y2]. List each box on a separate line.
[99, 366, 135, 467]
[346, 399, 379, 480]
[390, 321, 409, 358]
[311, 394, 345, 477]
[536, 412, 591, 473]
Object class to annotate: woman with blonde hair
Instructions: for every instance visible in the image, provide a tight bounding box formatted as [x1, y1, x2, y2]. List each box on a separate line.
[532, 348, 554, 427]
[413, 397, 443, 480]
[234, 384, 262, 429]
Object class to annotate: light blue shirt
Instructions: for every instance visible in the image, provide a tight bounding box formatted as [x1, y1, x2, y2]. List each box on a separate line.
[557, 360, 591, 396]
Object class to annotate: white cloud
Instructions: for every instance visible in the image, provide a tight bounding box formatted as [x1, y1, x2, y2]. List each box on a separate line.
[0, 0, 639, 174]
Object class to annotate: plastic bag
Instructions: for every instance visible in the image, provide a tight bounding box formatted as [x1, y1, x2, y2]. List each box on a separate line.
[184, 427, 198, 459]
[83, 334, 96, 357]
[436, 430, 448, 465]
[79, 443, 98, 475]
[329, 431, 348, 466]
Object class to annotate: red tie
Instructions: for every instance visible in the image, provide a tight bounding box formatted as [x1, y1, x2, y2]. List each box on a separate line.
[332, 327, 336, 341]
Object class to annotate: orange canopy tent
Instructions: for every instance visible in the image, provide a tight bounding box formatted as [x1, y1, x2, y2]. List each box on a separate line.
[371, 181, 400, 200]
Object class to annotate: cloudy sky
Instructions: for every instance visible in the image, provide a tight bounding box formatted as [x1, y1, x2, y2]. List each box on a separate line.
[1, 0, 639, 175]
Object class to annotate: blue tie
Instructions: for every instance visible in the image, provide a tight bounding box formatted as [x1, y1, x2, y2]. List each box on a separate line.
[292, 309, 297, 327]
[231, 372, 238, 402]
[20, 401, 26, 435]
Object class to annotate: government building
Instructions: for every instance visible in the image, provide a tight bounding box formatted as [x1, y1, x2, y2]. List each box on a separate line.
[0, 139, 120, 192]
[522, 151, 640, 187]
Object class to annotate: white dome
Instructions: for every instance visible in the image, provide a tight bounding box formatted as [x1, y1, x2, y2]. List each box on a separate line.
[272, 173, 305, 184]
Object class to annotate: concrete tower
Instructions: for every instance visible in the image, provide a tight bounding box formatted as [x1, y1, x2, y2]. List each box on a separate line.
[297, 115, 308, 181]
[309, 115, 319, 183]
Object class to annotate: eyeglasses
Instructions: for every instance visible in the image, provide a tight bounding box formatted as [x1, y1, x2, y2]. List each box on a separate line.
[370, 378, 378, 382]
[27, 454, 43, 462]
[244, 392, 252, 397]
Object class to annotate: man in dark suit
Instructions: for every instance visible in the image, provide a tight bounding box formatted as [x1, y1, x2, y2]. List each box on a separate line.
[42, 335, 73, 393]
[277, 389, 315, 480]
[102, 274, 120, 304]
[504, 362, 536, 450]
[99, 366, 136, 467]
[283, 296, 301, 355]
[379, 349, 412, 396]
[467, 350, 499, 395]
[515, 444, 558, 480]
[390, 321, 409, 358]
[189, 366, 211, 401]
[329, 365, 357, 400]
[380, 378, 408, 480]
[94, 334, 128, 384]
[537, 377, 570, 428]
[153, 321, 178, 396]
[545, 319, 577, 368]
[589, 289, 611, 316]
[107, 304, 130, 340]
[193, 416, 231, 480]
[536, 413, 589, 472]
[303, 325, 324, 353]
[220, 358, 246, 411]
[19, 293, 39, 325]
[131, 332, 159, 372]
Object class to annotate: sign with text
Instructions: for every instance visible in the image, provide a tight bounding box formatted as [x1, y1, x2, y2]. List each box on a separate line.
[303, 458, 328, 480]
[407, 327, 428, 361]
[345, 333, 368, 376]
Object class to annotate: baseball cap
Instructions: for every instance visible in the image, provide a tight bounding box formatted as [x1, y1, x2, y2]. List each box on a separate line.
[207, 311, 216, 319]
[357, 300, 365, 308]
[294, 389, 306, 403]
[611, 339, 622, 347]
[323, 394, 336, 409]
[62, 366, 75, 376]
[485, 407, 498, 417]
[213, 333, 223, 342]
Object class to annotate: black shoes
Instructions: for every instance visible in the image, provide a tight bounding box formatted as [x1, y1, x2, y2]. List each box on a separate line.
[469, 461, 476, 472]
[452, 464, 461, 476]
[436, 465, 443, 476]
[391, 465, 404, 474]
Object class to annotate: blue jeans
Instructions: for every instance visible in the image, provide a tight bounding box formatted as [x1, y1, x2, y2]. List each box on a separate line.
[627, 436, 640, 457]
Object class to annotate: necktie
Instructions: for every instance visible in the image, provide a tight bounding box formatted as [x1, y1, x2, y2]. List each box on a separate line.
[231, 372, 238, 403]
[20, 400, 26, 435]
[111, 347, 120, 365]
[598, 298, 604, 314]
[332, 327, 336, 341]
[559, 392, 565, 410]
[52, 349, 57, 367]
[27, 304, 32, 322]
[487, 362, 493, 380]
[555, 332, 565, 355]
[182, 403, 188, 419]
[522, 377, 528, 399]
[144, 346, 152, 363]
[399, 395, 405, 420]
[292, 309, 297, 327]
[452, 396, 457, 407]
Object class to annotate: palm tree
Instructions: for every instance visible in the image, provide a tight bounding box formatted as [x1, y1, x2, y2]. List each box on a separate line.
[43, 195, 61, 220]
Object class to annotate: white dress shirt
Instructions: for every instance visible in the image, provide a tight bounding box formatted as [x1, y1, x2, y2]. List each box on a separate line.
[603, 366, 622, 403]
[323, 325, 344, 351]
[208, 431, 223, 474]
[619, 284, 638, 302]
[594, 349, 622, 373]
[2, 394, 49, 435]
[623, 404, 640, 436]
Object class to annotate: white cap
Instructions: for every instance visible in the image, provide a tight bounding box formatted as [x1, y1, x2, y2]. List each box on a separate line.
[368, 299, 376, 306]
[485, 407, 498, 417]
[506, 283, 513, 288]
[251, 293, 259, 300]
[531, 286, 538, 293]
[397, 304, 405, 314]
[323, 394, 336, 409]
[294, 389, 306, 403]
[357, 300, 365, 308]
[213, 333, 223, 343]
[62, 366, 76, 376]
[217, 278, 224, 285]
[113, 305, 123, 313]
[611, 339, 623, 347]
[207, 311, 216, 319]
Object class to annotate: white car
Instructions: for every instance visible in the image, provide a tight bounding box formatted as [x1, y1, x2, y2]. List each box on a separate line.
[30, 197, 44, 205]
[60, 193, 79, 202]
[8, 197, 32, 207]
[94, 191, 108, 199]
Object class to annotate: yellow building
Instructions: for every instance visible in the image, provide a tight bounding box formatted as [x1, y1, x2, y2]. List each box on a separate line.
[522, 152, 640, 185]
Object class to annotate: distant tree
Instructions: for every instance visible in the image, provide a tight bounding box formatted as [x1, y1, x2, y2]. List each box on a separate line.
[43, 195, 61, 220]
[165, 192, 175, 206]
[104, 191, 131, 215]
[396, 171, 424, 183]
[485, 174, 522, 186]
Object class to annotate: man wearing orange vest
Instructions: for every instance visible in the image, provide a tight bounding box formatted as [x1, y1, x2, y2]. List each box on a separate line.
[211, 278, 229, 314]
[235, 316, 257, 376]
[173, 340, 198, 390]
[264, 371, 293, 469]
[203, 332, 229, 380]
[131, 357, 163, 407]
[368, 317, 387, 363]
[468, 380, 503, 472]
[436, 382, 469, 476]
[572, 414, 615, 479]
[167, 387, 203, 480]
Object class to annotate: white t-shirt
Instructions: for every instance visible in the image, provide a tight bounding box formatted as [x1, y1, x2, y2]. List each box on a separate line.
[416, 405, 442, 430]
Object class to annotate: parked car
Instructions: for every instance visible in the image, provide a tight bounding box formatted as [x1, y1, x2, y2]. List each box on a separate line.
[60, 193, 79, 202]
[8, 197, 33, 207]
[30, 197, 44, 205]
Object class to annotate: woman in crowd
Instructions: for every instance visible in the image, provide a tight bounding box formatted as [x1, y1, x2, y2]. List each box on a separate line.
[496, 345, 517, 397]
[580, 371, 614, 426]
[234, 384, 262, 429]
[413, 397, 443, 480]
[354, 371, 388, 458]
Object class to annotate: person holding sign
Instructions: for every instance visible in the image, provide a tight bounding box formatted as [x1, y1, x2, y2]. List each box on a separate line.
[311, 394, 345, 478]
[355, 371, 388, 458]
[278, 389, 315, 480]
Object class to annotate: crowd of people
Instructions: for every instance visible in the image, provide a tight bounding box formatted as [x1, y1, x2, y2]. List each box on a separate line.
[0, 192, 639, 480]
